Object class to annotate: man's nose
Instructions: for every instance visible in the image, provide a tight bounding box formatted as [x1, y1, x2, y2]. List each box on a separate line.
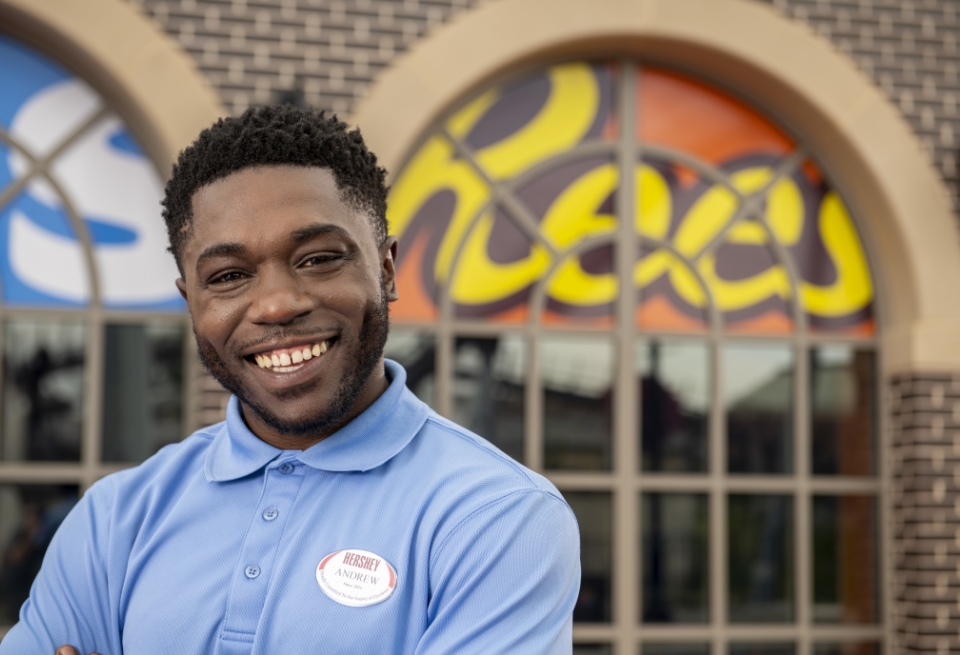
[249, 267, 313, 325]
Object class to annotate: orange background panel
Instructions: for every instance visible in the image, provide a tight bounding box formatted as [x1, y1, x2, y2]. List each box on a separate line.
[637, 294, 708, 332]
[463, 302, 530, 325]
[541, 310, 615, 329]
[724, 310, 795, 335]
[639, 68, 794, 164]
[809, 318, 876, 337]
[390, 231, 438, 322]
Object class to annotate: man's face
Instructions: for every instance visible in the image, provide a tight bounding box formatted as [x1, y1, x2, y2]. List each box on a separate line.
[176, 166, 398, 446]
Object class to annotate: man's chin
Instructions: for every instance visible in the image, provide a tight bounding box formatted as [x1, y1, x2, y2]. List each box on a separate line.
[240, 399, 346, 439]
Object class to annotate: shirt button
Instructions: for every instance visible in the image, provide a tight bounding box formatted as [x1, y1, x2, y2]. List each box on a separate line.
[244, 565, 261, 579]
[278, 462, 294, 474]
[263, 507, 279, 521]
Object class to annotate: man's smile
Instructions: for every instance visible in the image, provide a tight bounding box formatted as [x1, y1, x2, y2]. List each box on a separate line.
[248, 338, 333, 372]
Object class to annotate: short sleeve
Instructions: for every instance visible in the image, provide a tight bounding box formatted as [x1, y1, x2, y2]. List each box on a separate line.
[416, 490, 581, 655]
[0, 481, 121, 655]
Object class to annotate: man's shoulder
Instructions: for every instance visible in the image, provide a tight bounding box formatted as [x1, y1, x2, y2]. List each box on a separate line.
[400, 409, 566, 506]
[91, 422, 223, 498]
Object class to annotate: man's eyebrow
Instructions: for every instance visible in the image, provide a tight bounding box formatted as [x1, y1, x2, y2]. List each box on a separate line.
[196, 242, 245, 267]
[290, 223, 351, 243]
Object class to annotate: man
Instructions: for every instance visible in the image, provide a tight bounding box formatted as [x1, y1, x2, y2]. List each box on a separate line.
[0, 106, 580, 655]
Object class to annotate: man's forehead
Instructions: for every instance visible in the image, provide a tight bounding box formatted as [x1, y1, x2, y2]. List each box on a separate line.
[182, 166, 375, 261]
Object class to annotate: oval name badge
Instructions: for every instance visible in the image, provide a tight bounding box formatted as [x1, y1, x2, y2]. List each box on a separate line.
[316, 549, 397, 607]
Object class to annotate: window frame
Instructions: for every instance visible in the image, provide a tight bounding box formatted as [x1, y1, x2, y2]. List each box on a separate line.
[386, 58, 887, 655]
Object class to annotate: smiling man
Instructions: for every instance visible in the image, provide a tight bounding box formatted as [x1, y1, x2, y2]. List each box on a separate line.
[0, 106, 580, 655]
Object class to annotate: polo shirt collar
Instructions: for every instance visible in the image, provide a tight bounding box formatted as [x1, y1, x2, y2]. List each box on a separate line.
[205, 360, 427, 482]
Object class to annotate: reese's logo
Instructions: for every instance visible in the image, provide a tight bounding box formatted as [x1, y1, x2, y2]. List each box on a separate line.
[387, 63, 874, 334]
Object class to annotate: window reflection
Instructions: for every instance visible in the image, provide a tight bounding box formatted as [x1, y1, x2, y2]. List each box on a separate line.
[574, 646, 613, 655]
[813, 496, 877, 623]
[642, 493, 709, 623]
[383, 330, 436, 408]
[102, 323, 184, 463]
[543, 336, 614, 470]
[453, 336, 525, 462]
[566, 492, 612, 623]
[729, 644, 795, 655]
[0, 484, 78, 624]
[642, 644, 710, 655]
[638, 340, 709, 472]
[813, 643, 879, 655]
[810, 347, 875, 476]
[728, 494, 794, 623]
[1, 319, 85, 462]
[725, 344, 794, 474]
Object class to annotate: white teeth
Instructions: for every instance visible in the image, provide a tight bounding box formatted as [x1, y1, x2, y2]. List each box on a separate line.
[255, 341, 328, 370]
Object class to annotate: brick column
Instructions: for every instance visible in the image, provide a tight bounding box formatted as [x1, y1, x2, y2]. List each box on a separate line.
[891, 374, 960, 655]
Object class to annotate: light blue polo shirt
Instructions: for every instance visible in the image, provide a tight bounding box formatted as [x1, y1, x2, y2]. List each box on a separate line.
[1, 360, 580, 655]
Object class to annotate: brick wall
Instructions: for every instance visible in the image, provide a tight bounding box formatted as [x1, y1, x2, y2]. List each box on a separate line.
[768, 0, 960, 228]
[127, 0, 478, 116]
[128, 0, 960, 211]
[890, 374, 960, 655]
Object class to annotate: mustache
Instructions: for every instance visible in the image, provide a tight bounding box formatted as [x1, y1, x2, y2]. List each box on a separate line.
[219, 326, 344, 355]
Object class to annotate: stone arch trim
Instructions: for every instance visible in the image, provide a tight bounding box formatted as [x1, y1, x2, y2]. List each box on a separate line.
[351, 0, 960, 373]
[0, 0, 224, 172]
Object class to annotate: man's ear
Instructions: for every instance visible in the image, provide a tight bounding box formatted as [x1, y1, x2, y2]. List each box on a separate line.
[381, 236, 399, 302]
[176, 278, 188, 302]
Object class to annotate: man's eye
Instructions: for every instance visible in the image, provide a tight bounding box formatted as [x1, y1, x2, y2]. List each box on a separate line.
[211, 271, 245, 284]
[302, 254, 340, 267]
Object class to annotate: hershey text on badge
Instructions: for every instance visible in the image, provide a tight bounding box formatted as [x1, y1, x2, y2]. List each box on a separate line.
[316, 549, 397, 607]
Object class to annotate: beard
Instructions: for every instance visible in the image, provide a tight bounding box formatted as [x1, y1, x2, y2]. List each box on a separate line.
[195, 282, 390, 440]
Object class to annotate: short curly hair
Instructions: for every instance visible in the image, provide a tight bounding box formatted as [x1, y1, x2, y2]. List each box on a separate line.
[162, 105, 388, 275]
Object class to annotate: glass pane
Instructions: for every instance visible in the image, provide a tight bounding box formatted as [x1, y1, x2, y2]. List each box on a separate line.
[102, 323, 184, 463]
[642, 644, 710, 655]
[642, 493, 709, 623]
[725, 343, 794, 474]
[0, 483, 79, 625]
[728, 494, 794, 623]
[453, 335, 525, 462]
[810, 347, 876, 476]
[639, 339, 709, 472]
[575, 646, 614, 655]
[383, 330, 436, 408]
[1, 319, 85, 462]
[729, 645, 795, 655]
[813, 496, 878, 623]
[567, 492, 612, 623]
[0, 190, 93, 308]
[714, 233, 795, 335]
[796, 160, 875, 337]
[450, 204, 539, 325]
[813, 643, 879, 655]
[543, 336, 613, 470]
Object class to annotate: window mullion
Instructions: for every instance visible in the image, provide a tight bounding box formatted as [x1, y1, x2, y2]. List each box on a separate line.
[614, 59, 639, 655]
[81, 309, 104, 493]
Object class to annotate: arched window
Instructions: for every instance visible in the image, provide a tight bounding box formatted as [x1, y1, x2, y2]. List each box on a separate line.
[0, 34, 189, 627]
[386, 61, 880, 655]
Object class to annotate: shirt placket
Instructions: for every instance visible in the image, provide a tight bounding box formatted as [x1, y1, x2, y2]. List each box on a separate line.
[216, 457, 304, 655]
